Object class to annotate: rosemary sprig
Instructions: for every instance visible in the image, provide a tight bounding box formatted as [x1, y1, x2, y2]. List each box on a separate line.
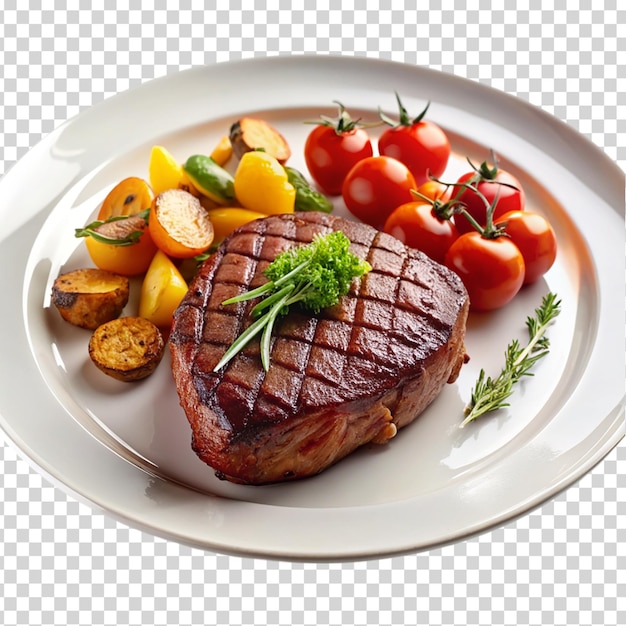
[75, 208, 150, 246]
[461, 292, 561, 428]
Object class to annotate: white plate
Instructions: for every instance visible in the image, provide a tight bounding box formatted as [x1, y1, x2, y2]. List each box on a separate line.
[0, 56, 623, 561]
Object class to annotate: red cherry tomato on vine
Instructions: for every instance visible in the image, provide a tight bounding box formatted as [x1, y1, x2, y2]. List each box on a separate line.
[383, 201, 459, 265]
[416, 179, 452, 203]
[303, 102, 374, 196]
[342, 156, 416, 229]
[453, 158, 525, 234]
[378, 95, 450, 186]
[495, 210, 557, 284]
[444, 232, 525, 311]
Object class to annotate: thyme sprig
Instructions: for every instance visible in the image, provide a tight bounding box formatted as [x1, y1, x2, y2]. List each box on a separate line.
[461, 292, 562, 428]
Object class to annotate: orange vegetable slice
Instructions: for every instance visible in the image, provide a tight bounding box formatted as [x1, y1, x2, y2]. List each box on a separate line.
[233, 151, 295, 215]
[207, 207, 266, 245]
[149, 188, 214, 259]
[98, 177, 154, 220]
[149, 145, 184, 196]
[84, 215, 158, 276]
[209, 135, 233, 167]
[139, 249, 188, 329]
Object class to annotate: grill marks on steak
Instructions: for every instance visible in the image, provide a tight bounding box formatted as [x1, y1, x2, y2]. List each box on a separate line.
[170, 212, 469, 484]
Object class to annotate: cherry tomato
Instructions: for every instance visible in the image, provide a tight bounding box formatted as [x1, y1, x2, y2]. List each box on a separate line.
[303, 103, 373, 196]
[378, 96, 450, 186]
[453, 160, 525, 234]
[415, 179, 452, 203]
[342, 156, 416, 229]
[495, 210, 557, 284]
[444, 232, 525, 311]
[383, 201, 458, 265]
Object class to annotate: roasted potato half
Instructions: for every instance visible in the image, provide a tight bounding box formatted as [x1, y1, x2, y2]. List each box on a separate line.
[229, 117, 291, 164]
[88, 316, 165, 382]
[51, 268, 130, 330]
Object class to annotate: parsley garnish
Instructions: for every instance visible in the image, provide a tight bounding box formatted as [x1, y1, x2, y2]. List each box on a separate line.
[213, 231, 371, 372]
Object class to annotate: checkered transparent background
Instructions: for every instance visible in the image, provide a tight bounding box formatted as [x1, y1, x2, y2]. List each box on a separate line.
[1, 2, 624, 626]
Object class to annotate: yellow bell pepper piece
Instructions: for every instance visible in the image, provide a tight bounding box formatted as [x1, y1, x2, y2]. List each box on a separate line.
[208, 207, 266, 245]
[149, 145, 184, 196]
[139, 249, 188, 329]
[233, 151, 296, 215]
[209, 135, 233, 167]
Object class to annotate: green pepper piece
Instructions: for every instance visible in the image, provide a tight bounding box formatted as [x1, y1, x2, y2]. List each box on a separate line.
[183, 154, 235, 205]
[284, 166, 333, 214]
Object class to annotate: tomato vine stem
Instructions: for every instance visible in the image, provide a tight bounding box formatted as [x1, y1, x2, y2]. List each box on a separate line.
[306, 101, 381, 134]
[379, 92, 431, 127]
[427, 176, 508, 239]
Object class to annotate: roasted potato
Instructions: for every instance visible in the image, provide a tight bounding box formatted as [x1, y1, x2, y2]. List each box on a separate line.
[88, 316, 165, 382]
[229, 117, 291, 164]
[51, 268, 130, 330]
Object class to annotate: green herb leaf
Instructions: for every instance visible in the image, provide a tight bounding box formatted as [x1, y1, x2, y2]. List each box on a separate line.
[213, 231, 371, 372]
[74, 209, 150, 247]
[461, 292, 561, 428]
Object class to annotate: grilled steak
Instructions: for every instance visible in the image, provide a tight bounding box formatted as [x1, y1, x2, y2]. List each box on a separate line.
[170, 211, 469, 485]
